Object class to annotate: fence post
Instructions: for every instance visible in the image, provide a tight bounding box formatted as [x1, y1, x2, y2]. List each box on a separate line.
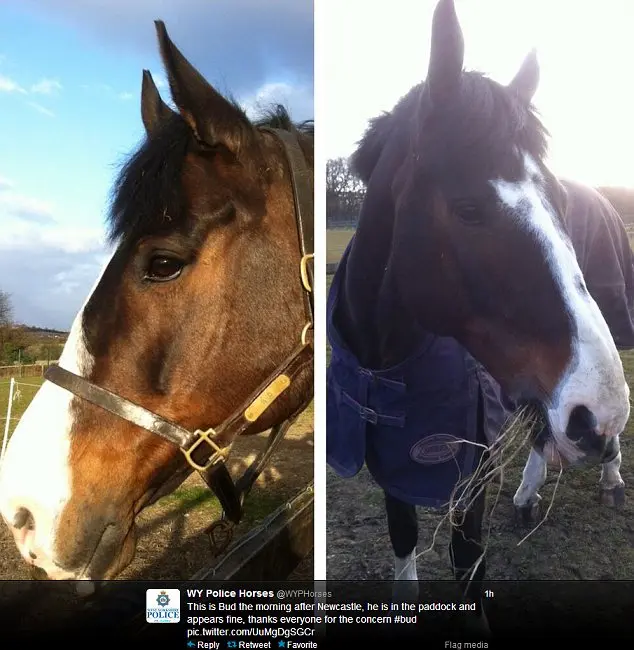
[1, 377, 15, 463]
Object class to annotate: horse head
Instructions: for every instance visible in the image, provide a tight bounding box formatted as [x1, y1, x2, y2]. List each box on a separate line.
[0, 21, 313, 581]
[349, 0, 629, 467]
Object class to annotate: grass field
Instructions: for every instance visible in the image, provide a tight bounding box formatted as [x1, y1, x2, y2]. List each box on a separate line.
[0, 376, 45, 441]
[327, 228, 355, 265]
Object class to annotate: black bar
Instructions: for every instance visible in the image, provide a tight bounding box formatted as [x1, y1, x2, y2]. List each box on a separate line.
[1, 580, 632, 648]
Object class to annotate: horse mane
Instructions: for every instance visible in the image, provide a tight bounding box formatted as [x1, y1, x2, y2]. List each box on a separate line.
[254, 103, 314, 137]
[107, 101, 313, 246]
[350, 111, 394, 184]
[254, 103, 314, 168]
[350, 71, 549, 186]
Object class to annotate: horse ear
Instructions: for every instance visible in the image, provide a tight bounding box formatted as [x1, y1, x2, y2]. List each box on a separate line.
[426, 0, 464, 107]
[141, 69, 174, 135]
[154, 20, 252, 154]
[508, 49, 540, 104]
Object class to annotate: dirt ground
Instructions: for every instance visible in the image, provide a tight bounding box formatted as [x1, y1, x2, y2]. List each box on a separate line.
[0, 407, 313, 583]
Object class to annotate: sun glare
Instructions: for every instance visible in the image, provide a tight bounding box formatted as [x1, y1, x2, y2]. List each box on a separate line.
[325, 0, 634, 187]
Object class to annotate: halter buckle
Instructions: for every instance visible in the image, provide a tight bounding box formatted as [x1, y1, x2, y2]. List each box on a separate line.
[300, 253, 314, 293]
[182, 428, 226, 472]
[301, 322, 313, 346]
[206, 517, 236, 557]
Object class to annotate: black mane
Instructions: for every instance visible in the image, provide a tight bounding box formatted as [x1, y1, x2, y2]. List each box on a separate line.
[352, 70, 549, 184]
[107, 103, 313, 245]
[254, 104, 314, 137]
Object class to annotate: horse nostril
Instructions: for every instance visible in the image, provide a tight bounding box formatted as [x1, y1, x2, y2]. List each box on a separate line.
[13, 507, 35, 532]
[566, 405, 598, 441]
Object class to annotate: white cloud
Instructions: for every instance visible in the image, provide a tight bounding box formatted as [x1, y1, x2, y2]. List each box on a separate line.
[0, 220, 104, 254]
[26, 101, 55, 118]
[154, 75, 168, 90]
[0, 74, 26, 94]
[82, 82, 138, 103]
[0, 218, 108, 329]
[0, 190, 56, 224]
[0, 243, 107, 329]
[0, 182, 103, 251]
[30, 78, 62, 94]
[82, 82, 106, 93]
[241, 80, 313, 122]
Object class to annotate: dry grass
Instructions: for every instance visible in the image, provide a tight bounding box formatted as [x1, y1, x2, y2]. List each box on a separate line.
[0, 377, 45, 441]
[327, 228, 355, 264]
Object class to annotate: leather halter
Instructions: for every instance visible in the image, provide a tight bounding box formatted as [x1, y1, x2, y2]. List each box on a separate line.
[44, 127, 313, 551]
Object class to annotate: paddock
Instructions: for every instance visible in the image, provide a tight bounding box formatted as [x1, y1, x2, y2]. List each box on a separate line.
[325, 232, 634, 583]
[326, 227, 355, 274]
[0, 377, 313, 583]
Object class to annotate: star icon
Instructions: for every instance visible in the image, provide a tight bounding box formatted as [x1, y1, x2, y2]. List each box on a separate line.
[278, 642, 286, 648]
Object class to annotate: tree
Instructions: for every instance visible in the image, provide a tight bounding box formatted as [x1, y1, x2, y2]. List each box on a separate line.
[0, 292, 32, 365]
[326, 157, 366, 225]
[0, 290, 13, 360]
[0, 290, 11, 328]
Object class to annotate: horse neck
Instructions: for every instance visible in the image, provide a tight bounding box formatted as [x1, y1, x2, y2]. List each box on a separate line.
[337, 191, 423, 369]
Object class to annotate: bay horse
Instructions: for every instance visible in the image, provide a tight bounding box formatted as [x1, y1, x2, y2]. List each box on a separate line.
[514, 179, 634, 520]
[326, 0, 629, 634]
[0, 21, 313, 582]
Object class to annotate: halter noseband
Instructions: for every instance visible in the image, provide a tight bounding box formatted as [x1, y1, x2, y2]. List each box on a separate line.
[44, 127, 314, 554]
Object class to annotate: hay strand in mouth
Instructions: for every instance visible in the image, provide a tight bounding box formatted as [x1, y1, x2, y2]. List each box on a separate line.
[412, 404, 540, 587]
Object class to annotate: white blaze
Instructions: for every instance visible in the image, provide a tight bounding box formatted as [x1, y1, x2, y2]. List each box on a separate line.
[0, 253, 112, 578]
[492, 154, 630, 457]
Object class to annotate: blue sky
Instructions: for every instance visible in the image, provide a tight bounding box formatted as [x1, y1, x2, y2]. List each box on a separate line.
[0, 0, 313, 330]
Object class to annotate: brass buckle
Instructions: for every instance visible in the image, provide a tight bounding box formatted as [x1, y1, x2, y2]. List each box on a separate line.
[301, 322, 312, 346]
[205, 518, 235, 557]
[300, 254, 314, 293]
[182, 428, 225, 472]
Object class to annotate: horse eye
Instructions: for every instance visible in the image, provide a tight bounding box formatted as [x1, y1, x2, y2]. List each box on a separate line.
[453, 201, 484, 225]
[145, 255, 184, 282]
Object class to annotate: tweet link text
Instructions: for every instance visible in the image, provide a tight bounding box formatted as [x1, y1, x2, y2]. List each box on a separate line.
[184, 587, 481, 648]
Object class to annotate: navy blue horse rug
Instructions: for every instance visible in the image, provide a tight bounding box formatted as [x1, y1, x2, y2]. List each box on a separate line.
[326, 241, 510, 508]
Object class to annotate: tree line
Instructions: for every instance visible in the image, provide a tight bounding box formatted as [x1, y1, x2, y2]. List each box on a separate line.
[0, 290, 64, 366]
